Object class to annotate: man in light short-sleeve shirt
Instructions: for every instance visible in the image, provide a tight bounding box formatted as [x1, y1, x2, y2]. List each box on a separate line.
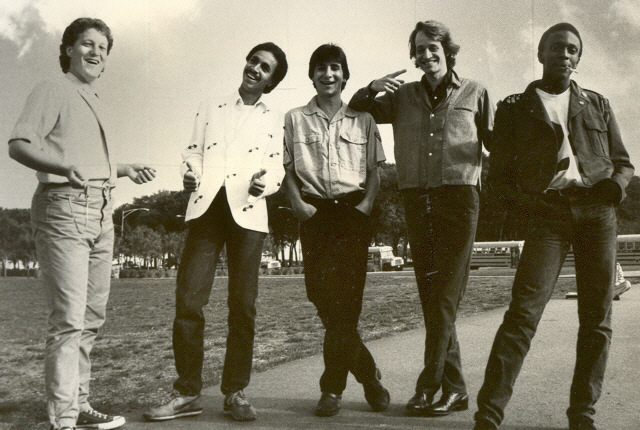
[283, 44, 388, 418]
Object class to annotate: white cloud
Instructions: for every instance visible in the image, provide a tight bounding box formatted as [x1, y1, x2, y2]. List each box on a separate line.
[612, 0, 640, 28]
[0, 0, 201, 57]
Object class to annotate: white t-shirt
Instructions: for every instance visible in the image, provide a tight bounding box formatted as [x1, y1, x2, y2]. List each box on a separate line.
[536, 87, 586, 189]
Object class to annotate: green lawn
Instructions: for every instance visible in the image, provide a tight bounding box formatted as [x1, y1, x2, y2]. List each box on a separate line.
[0, 271, 576, 429]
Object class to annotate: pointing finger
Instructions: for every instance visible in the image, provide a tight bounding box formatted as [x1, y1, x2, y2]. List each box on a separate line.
[388, 69, 407, 78]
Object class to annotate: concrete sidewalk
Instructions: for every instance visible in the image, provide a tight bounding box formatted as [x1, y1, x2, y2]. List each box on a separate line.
[123, 287, 640, 429]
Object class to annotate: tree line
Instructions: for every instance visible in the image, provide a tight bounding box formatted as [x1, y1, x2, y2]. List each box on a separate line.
[2, 161, 640, 275]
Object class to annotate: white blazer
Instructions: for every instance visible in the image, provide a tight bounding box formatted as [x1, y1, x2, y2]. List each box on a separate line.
[181, 92, 285, 233]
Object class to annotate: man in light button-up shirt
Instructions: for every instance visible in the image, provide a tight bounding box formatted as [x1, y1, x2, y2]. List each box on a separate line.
[283, 44, 388, 418]
[144, 42, 287, 424]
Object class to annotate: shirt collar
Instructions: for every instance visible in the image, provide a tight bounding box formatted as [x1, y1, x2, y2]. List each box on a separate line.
[229, 90, 268, 112]
[420, 69, 459, 92]
[302, 96, 357, 120]
[65, 72, 99, 96]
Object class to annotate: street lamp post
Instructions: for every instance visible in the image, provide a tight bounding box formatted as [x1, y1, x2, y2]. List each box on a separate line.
[121, 208, 150, 238]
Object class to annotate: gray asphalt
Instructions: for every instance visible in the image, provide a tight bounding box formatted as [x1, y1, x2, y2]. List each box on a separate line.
[123, 282, 640, 430]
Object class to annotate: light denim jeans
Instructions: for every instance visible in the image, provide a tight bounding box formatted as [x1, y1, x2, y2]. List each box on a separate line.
[31, 182, 114, 429]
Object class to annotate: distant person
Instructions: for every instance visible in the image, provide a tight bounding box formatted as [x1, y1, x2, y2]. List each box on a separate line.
[143, 42, 287, 423]
[474, 23, 634, 430]
[284, 44, 389, 417]
[614, 262, 631, 300]
[349, 21, 494, 417]
[8, 17, 156, 430]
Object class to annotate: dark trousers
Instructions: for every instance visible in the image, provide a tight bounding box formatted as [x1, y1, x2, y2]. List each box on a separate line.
[403, 185, 479, 395]
[173, 188, 266, 396]
[299, 196, 378, 395]
[476, 194, 616, 427]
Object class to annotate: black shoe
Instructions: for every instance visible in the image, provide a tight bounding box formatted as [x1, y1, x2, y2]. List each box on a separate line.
[424, 392, 469, 417]
[473, 412, 498, 430]
[406, 389, 434, 416]
[569, 415, 597, 430]
[315, 392, 342, 417]
[363, 367, 390, 412]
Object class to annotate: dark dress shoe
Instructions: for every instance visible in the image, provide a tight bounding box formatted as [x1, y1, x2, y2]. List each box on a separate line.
[569, 415, 597, 430]
[315, 392, 342, 417]
[363, 381, 390, 412]
[363, 367, 390, 412]
[405, 389, 434, 416]
[424, 392, 468, 416]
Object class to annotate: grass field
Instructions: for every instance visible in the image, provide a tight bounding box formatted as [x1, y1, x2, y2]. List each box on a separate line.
[0, 270, 578, 429]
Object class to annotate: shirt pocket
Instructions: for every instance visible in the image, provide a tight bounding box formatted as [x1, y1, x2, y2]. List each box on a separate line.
[339, 131, 367, 172]
[293, 133, 323, 171]
[584, 118, 609, 158]
[448, 105, 478, 146]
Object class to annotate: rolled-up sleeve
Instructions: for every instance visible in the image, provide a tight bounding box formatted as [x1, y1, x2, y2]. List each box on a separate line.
[365, 114, 386, 170]
[10, 81, 61, 149]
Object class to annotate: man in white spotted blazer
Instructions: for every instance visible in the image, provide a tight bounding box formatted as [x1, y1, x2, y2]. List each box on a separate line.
[144, 42, 287, 423]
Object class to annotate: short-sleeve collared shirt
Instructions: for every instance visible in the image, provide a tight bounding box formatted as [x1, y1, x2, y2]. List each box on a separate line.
[10, 73, 112, 183]
[284, 97, 385, 199]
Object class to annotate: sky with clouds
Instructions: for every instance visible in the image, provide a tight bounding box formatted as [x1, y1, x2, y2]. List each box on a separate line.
[1, 0, 638, 209]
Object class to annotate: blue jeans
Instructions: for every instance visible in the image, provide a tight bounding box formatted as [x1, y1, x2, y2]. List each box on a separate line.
[476, 194, 617, 428]
[403, 185, 479, 395]
[173, 188, 265, 396]
[31, 183, 114, 429]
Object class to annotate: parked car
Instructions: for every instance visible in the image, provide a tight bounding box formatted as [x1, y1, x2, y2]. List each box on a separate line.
[368, 246, 404, 271]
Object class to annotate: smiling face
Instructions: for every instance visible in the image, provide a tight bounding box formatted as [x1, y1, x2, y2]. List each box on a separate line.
[414, 31, 447, 79]
[241, 50, 278, 96]
[538, 30, 581, 84]
[66, 28, 109, 84]
[312, 60, 344, 98]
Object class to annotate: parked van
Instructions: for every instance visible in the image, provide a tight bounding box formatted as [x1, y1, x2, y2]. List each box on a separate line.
[368, 246, 404, 271]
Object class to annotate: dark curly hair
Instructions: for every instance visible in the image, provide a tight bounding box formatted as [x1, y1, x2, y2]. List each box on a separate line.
[245, 42, 288, 94]
[59, 18, 113, 74]
[409, 20, 460, 70]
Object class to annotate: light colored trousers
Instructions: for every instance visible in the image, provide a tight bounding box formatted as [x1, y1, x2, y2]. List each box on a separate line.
[31, 183, 114, 429]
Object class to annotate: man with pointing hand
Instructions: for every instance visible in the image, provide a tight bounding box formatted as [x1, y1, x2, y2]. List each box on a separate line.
[350, 20, 493, 418]
[144, 42, 288, 423]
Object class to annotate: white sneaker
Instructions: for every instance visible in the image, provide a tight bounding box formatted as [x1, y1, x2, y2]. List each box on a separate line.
[75, 408, 125, 429]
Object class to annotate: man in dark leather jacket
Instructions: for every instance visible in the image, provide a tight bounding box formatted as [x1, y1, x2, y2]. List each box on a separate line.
[474, 23, 634, 430]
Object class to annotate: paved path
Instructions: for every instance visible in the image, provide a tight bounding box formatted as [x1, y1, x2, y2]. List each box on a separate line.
[123, 286, 640, 429]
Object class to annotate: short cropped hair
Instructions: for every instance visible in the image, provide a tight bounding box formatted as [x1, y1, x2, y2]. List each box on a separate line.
[409, 20, 460, 69]
[59, 18, 113, 74]
[246, 42, 288, 94]
[307, 44, 350, 90]
[538, 22, 583, 58]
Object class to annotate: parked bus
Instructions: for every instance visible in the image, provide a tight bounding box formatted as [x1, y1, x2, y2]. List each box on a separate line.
[565, 234, 640, 267]
[368, 246, 404, 271]
[470, 235, 640, 270]
[470, 241, 524, 269]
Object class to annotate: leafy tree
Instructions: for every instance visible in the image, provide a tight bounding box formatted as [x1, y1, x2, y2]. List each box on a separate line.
[371, 162, 406, 253]
[266, 190, 299, 265]
[123, 225, 163, 268]
[618, 176, 640, 234]
[163, 231, 186, 268]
